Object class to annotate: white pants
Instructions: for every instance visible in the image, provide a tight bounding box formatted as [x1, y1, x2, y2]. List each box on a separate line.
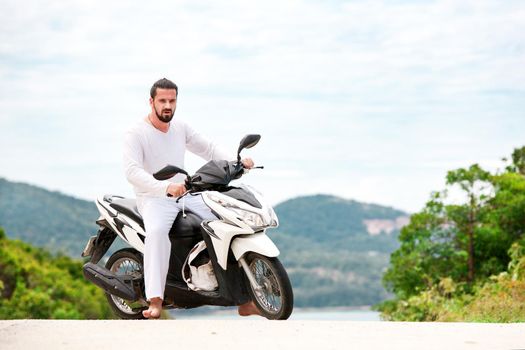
[138, 194, 216, 300]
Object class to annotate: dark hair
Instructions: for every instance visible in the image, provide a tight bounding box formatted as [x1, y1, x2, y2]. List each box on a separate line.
[150, 78, 178, 99]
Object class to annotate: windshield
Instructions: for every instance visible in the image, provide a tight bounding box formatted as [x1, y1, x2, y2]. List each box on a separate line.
[220, 185, 262, 209]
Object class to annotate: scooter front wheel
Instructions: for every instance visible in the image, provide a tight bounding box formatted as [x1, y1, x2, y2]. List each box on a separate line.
[105, 248, 146, 320]
[244, 253, 294, 320]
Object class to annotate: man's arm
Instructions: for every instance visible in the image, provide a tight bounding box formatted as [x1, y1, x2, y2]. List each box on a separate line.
[185, 123, 255, 169]
[184, 123, 233, 161]
[123, 130, 171, 197]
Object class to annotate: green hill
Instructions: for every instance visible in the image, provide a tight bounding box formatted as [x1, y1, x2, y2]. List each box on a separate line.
[272, 195, 408, 306]
[0, 178, 408, 307]
[0, 178, 99, 256]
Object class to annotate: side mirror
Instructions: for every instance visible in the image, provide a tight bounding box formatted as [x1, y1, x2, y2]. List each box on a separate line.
[153, 165, 188, 180]
[237, 134, 261, 162]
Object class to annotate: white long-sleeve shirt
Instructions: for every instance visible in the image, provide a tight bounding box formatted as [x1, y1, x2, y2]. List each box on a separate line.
[123, 118, 232, 199]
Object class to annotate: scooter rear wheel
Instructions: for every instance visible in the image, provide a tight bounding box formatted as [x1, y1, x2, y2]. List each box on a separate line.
[105, 248, 146, 320]
[245, 253, 294, 320]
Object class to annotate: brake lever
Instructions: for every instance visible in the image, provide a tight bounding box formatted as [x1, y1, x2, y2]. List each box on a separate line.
[242, 165, 264, 175]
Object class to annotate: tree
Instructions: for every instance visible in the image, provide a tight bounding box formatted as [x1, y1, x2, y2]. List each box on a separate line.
[383, 193, 465, 299]
[383, 146, 525, 308]
[506, 146, 525, 175]
[445, 164, 491, 283]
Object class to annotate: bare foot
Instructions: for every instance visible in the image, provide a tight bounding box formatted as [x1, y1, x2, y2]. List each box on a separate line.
[238, 301, 261, 317]
[143, 297, 162, 319]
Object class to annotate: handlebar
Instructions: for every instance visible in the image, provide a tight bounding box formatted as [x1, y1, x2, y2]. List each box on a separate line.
[165, 161, 264, 198]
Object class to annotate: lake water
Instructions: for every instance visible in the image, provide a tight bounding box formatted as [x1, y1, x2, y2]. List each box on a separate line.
[170, 307, 381, 321]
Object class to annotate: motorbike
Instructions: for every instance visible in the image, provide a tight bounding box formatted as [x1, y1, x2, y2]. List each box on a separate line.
[81, 134, 294, 320]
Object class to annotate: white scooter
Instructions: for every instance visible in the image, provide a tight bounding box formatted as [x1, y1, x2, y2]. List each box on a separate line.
[81, 134, 293, 320]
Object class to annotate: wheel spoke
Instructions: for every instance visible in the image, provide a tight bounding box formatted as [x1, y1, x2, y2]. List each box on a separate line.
[109, 256, 143, 315]
[249, 257, 283, 315]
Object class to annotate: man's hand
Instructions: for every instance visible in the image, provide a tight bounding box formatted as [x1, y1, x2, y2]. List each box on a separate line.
[166, 183, 187, 197]
[242, 158, 254, 169]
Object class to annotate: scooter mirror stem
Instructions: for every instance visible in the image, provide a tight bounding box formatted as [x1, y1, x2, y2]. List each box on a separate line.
[236, 134, 260, 166]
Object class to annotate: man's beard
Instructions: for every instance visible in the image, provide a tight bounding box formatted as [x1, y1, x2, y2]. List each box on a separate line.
[155, 106, 175, 123]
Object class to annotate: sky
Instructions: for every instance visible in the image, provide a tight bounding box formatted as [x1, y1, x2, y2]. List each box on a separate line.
[0, 0, 524, 213]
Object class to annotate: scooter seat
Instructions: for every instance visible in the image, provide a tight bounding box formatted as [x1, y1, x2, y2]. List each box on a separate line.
[105, 195, 203, 238]
[109, 197, 144, 228]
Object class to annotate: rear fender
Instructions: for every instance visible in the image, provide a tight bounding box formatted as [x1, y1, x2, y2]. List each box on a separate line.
[89, 227, 117, 264]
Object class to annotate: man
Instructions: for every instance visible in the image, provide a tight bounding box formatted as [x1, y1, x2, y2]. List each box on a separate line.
[123, 78, 259, 318]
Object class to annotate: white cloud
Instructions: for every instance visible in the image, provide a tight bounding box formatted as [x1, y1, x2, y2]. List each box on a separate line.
[0, 0, 524, 212]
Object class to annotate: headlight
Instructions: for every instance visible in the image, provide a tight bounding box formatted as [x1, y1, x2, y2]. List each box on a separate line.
[229, 207, 265, 228]
[207, 192, 271, 228]
[268, 206, 279, 227]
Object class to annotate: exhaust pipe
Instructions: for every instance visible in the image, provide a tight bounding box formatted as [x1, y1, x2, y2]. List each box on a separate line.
[83, 262, 139, 301]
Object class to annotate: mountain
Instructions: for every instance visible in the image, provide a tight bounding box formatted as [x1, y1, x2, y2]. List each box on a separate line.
[0, 178, 409, 307]
[274, 195, 407, 252]
[272, 195, 408, 307]
[0, 178, 99, 256]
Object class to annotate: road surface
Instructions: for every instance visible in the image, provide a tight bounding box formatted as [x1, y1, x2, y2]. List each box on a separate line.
[0, 320, 523, 350]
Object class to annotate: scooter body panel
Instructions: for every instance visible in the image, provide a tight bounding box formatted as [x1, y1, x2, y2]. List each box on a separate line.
[231, 232, 280, 260]
[204, 220, 253, 270]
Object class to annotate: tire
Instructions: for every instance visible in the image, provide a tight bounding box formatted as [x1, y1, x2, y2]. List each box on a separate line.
[244, 253, 294, 320]
[105, 248, 147, 320]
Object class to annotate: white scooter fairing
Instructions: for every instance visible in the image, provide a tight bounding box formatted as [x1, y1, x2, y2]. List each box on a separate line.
[94, 196, 146, 253]
[92, 183, 280, 271]
[201, 185, 280, 270]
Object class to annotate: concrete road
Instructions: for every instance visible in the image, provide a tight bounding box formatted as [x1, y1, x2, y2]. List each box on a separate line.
[0, 320, 523, 350]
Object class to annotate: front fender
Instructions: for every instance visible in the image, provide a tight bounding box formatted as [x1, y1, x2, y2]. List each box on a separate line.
[231, 232, 280, 260]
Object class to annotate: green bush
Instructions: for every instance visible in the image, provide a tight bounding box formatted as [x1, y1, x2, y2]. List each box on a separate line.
[380, 235, 525, 322]
[0, 227, 112, 319]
